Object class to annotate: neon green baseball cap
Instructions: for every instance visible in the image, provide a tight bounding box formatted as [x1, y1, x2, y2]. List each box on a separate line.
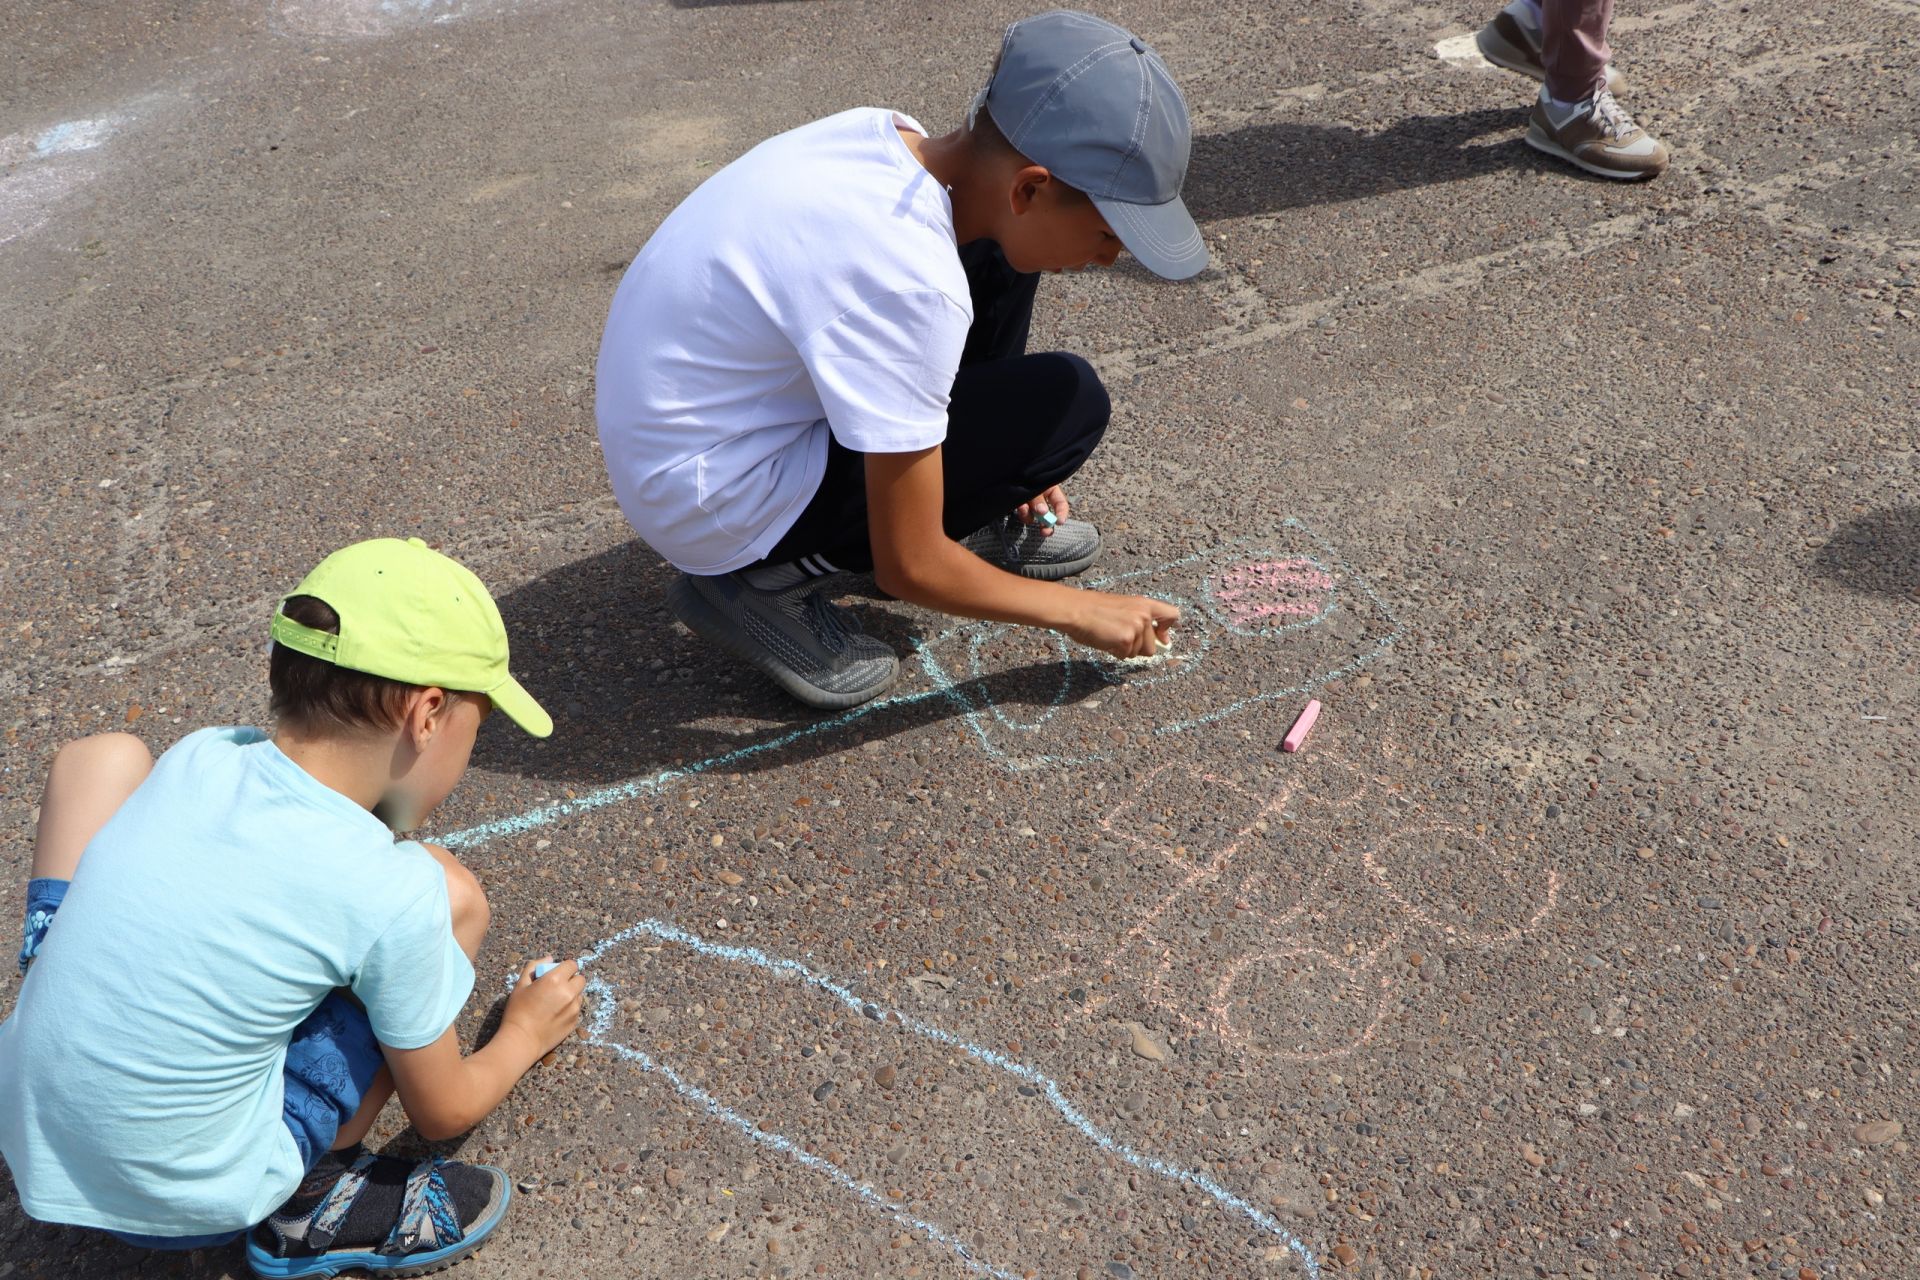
[270, 537, 552, 738]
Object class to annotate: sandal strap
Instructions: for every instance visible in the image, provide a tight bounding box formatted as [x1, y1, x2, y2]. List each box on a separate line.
[301, 1150, 378, 1252]
[381, 1156, 465, 1256]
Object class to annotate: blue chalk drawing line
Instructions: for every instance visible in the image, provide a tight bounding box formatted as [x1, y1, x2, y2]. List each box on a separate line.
[440, 520, 1400, 849]
[564, 918, 1324, 1279]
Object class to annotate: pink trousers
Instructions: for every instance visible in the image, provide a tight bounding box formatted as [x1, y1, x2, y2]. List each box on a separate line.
[1542, 0, 1615, 101]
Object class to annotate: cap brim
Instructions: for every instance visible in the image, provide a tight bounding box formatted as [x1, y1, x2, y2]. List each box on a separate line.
[486, 674, 553, 738]
[1094, 194, 1209, 281]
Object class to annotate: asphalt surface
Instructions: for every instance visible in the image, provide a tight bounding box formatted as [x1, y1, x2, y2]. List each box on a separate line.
[4, 1, 1919, 1277]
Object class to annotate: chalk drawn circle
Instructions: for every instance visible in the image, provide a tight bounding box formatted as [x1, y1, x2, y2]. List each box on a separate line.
[1213, 945, 1393, 1061]
[1086, 591, 1205, 689]
[965, 623, 1077, 732]
[1362, 823, 1559, 947]
[1201, 555, 1338, 638]
[1232, 823, 1339, 932]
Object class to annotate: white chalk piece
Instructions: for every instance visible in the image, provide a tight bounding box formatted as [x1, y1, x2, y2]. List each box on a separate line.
[1118, 629, 1177, 667]
[532, 960, 559, 981]
[438, 524, 1405, 849]
[1281, 699, 1321, 753]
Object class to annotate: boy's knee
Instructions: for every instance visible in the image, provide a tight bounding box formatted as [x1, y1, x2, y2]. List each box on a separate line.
[1051, 352, 1111, 434]
[423, 843, 490, 938]
[53, 734, 154, 787]
[450, 871, 491, 943]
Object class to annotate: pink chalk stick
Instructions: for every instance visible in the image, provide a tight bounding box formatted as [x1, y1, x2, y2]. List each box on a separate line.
[1281, 699, 1322, 753]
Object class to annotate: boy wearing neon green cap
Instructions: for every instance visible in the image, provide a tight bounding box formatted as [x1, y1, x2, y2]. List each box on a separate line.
[0, 538, 575, 1278]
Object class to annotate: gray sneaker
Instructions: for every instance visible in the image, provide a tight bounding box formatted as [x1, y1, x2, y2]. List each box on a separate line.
[666, 572, 899, 710]
[961, 515, 1102, 581]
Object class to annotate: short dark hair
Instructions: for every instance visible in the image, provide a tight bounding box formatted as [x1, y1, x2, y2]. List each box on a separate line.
[969, 106, 1091, 205]
[269, 595, 419, 734]
[968, 106, 1025, 162]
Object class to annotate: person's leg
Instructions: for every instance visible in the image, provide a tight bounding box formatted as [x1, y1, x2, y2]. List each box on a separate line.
[1477, 0, 1626, 93]
[264, 991, 503, 1265]
[18, 734, 152, 974]
[419, 841, 490, 963]
[753, 436, 872, 576]
[758, 350, 1110, 575]
[936, 352, 1111, 540]
[329, 1069, 395, 1152]
[1528, 0, 1667, 179]
[266, 849, 509, 1254]
[664, 244, 1089, 709]
[1540, 0, 1613, 103]
[286, 992, 393, 1156]
[30, 733, 152, 882]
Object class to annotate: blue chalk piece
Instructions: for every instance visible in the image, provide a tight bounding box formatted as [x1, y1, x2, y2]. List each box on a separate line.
[1040, 510, 1059, 528]
[532, 960, 559, 981]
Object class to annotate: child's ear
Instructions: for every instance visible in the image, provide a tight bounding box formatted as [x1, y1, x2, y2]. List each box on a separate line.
[1009, 164, 1053, 215]
[406, 687, 452, 746]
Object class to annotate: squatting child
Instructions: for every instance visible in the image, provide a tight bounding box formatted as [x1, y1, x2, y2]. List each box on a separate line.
[596, 10, 1206, 710]
[0, 537, 581, 1278]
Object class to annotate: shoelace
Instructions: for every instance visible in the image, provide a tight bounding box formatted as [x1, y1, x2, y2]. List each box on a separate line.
[1587, 89, 1638, 141]
[801, 587, 851, 653]
[989, 515, 1036, 563]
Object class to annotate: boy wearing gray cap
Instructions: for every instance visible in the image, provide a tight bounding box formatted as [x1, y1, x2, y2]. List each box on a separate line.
[597, 10, 1203, 710]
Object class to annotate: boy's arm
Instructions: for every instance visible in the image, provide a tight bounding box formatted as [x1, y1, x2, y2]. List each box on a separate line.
[381, 959, 583, 1142]
[865, 446, 1176, 658]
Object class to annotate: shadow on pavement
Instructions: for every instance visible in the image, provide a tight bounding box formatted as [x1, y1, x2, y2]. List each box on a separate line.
[1813, 507, 1920, 599]
[1185, 106, 1543, 221]
[480, 540, 1105, 784]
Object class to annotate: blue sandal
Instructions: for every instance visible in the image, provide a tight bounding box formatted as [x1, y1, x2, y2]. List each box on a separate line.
[247, 1152, 510, 1278]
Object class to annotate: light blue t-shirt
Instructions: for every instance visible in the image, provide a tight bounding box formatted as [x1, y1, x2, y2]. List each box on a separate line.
[0, 728, 475, 1236]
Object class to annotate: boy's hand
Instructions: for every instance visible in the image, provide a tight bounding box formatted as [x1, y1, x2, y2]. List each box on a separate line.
[385, 956, 585, 1140]
[503, 956, 585, 1055]
[1015, 485, 1070, 535]
[1064, 593, 1180, 659]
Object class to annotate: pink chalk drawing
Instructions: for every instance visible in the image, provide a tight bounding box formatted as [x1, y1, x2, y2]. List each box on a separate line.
[444, 526, 1403, 849]
[1041, 750, 1561, 1062]
[1207, 557, 1337, 635]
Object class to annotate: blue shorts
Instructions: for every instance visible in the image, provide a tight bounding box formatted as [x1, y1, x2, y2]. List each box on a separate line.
[21, 879, 387, 1250]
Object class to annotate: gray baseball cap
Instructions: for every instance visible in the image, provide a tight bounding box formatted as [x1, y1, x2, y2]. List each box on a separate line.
[970, 9, 1207, 280]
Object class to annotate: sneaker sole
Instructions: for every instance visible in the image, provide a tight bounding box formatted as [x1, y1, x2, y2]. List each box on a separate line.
[1006, 543, 1101, 581]
[1472, 24, 1626, 92]
[968, 533, 1103, 582]
[1523, 123, 1665, 180]
[667, 576, 899, 711]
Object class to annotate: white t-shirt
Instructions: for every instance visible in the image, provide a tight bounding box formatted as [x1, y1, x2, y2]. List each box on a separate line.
[595, 108, 973, 576]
